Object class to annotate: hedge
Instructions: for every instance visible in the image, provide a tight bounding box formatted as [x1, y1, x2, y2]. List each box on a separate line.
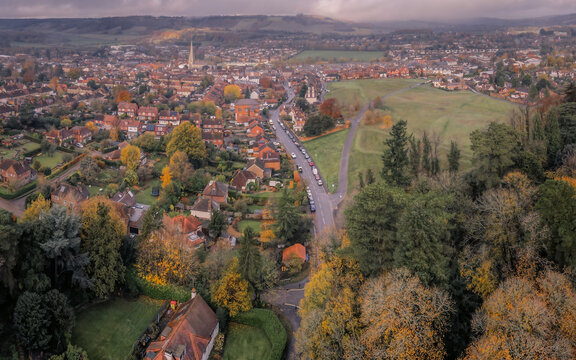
[47, 153, 87, 180]
[23, 148, 42, 157]
[233, 309, 287, 360]
[0, 180, 37, 200]
[125, 267, 191, 303]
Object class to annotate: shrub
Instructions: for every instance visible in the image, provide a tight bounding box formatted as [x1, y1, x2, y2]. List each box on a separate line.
[125, 267, 190, 303]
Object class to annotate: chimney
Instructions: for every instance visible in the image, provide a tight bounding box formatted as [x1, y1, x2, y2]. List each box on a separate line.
[191, 288, 197, 299]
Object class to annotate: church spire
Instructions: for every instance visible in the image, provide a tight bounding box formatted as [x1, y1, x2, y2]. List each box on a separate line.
[188, 40, 194, 68]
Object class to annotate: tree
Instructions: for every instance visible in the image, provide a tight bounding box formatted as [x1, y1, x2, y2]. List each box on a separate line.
[123, 169, 138, 186]
[299, 84, 308, 98]
[224, 84, 242, 102]
[345, 183, 406, 277]
[208, 210, 226, 238]
[49, 344, 88, 360]
[358, 172, 365, 188]
[43, 289, 75, 353]
[66, 68, 82, 80]
[160, 166, 172, 189]
[36, 206, 91, 290]
[448, 140, 461, 173]
[60, 117, 72, 128]
[0, 209, 21, 294]
[212, 258, 252, 317]
[80, 199, 125, 299]
[565, 82, 576, 103]
[140, 204, 163, 238]
[116, 90, 131, 103]
[408, 137, 421, 176]
[470, 122, 521, 189]
[169, 150, 194, 184]
[273, 189, 301, 244]
[422, 131, 432, 175]
[85, 121, 97, 133]
[365, 168, 375, 185]
[463, 271, 576, 360]
[166, 122, 207, 163]
[20, 193, 50, 223]
[78, 156, 101, 185]
[381, 120, 410, 186]
[14, 292, 49, 352]
[536, 180, 576, 268]
[120, 144, 141, 171]
[361, 269, 453, 360]
[302, 114, 335, 137]
[237, 227, 262, 296]
[319, 98, 341, 118]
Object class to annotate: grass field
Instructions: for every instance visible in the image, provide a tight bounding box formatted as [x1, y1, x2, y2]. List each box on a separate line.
[72, 297, 163, 360]
[347, 85, 518, 190]
[291, 50, 387, 63]
[0, 141, 41, 159]
[237, 219, 262, 233]
[327, 79, 422, 117]
[135, 180, 160, 205]
[35, 151, 68, 169]
[303, 129, 349, 192]
[223, 323, 272, 360]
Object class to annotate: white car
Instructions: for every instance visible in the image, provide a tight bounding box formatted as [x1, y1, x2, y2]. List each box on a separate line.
[291, 152, 297, 159]
[317, 179, 323, 186]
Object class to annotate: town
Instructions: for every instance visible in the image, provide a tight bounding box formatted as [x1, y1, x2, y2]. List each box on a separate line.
[1, 12, 576, 360]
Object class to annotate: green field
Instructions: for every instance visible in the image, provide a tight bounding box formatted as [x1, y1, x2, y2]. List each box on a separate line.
[237, 219, 262, 233]
[223, 323, 272, 360]
[72, 297, 163, 360]
[35, 151, 68, 169]
[291, 50, 387, 63]
[327, 79, 422, 117]
[303, 129, 349, 192]
[135, 180, 160, 205]
[348, 85, 518, 190]
[0, 141, 41, 159]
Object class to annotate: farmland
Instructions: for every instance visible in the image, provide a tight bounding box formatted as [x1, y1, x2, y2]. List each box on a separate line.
[291, 50, 387, 63]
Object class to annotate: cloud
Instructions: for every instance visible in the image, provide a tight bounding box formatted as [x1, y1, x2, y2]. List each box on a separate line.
[0, 0, 574, 21]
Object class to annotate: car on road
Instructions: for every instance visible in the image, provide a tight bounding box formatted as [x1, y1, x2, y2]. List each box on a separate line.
[314, 174, 320, 180]
[305, 153, 310, 159]
[309, 161, 315, 167]
[312, 167, 318, 175]
[297, 166, 303, 172]
[291, 152, 297, 159]
[317, 179, 323, 186]
[310, 204, 316, 212]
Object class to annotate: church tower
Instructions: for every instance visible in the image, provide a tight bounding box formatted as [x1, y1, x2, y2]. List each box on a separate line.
[188, 41, 194, 68]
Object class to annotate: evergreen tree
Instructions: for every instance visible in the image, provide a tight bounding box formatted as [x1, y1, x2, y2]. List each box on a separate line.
[381, 120, 410, 186]
[422, 131, 432, 175]
[408, 137, 421, 176]
[274, 189, 301, 244]
[44, 289, 75, 354]
[358, 172, 365, 189]
[208, 210, 227, 239]
[238, 227, 263, 299]
[365, 168, 375, 185]
[0, 209, 21, 295]
[14, 292, 49, 352]
[448, 141, 461, 172]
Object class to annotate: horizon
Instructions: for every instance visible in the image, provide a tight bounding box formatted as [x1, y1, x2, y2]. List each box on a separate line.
[0, 0, 575, 22]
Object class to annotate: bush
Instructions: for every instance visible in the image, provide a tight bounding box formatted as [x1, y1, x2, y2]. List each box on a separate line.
[125, 268, 190, 303]
[233, 309, 287, 360]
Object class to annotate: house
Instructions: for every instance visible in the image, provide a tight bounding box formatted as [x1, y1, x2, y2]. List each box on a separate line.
[234, 99, 260, 125]
[189, 197, 220, 221]
[201, 132, 224, 148]
[246, 160, 270, 179]
[201, 117, 224, 132]
[69, 126, 92, 144]
[94, 114, 118, 130]
[111, 190, 137, 207]
[282, 243, 307, 264]
[145, 292, 219, 360]
[162, 213, 205, 248]
[138, 106, 158, 121]
[248, 121, 265, 137]
[119, 119, 141, 139]
[118, 101, 138, 117]
[202, 180, 228, 203]
[44, 128, 73, 146]
[230, 170, 257, 192]
[51, 183, 90, 208]
[159, 110, 181, 126]
[0, 159, 35, 186]
[128, 206, 149, 235]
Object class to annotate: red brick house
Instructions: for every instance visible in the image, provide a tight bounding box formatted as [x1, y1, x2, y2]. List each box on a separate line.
[138, 106, 159, 121]
[94, 114, 118, 130]
[201, 132, 224, 148]
[248, 121, 265, 137]
[162, 213, 205, 249]
[51, 183, 90, 209]
[145, 292, 219, 360]
[234, 99, 260, 125]
[44, 128, 73, 146]
[118, 102, 138, 117]
[69, 126, 92, 144]
[202, 180, 229, 204]
[230, 169, 257, 192]
[0, 159, 35, 186]
[159, 110, 181, 126]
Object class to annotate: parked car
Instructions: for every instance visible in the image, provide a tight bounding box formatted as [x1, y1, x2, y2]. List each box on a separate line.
[298, 166, 303, 172]
[309, 161, 315, 167]
[291, 152, 297, 159]
[310, 204, 316, 212]
[317, 179, 323, 186]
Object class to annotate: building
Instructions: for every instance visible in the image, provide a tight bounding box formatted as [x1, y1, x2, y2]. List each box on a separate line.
[282, 243, 307, 264]
[44, 128, 73, 146]
[162, 213, 205, 248]
[189, 197, 220, 221]
[118, 102, 138, 117]
[202, 180, 229, 204]
[145, 292, 219, 360]
[0, 159, 35, 186]
[138, 106, 159, 121]
[159, 110, 181, 126]
[51, 183, 90, 208]
[230, 169, 257, 192]
[234, 99, 260, 125]
[69, 126, 92, 144]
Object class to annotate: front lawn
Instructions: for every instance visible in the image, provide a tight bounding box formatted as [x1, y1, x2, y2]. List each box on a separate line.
[223, 323, 272, 360]
[72, 297, 163, 360]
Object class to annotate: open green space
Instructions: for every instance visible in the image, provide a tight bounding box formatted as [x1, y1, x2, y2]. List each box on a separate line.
[35, 151, 68, 169]
[72, 297, 163, 360]
[237, 219, 262, 233]
[348, 85, 518, 190]
[327, 78, 422, 117]
[223, 309, 287, 360]
[291, 50, 387, 63]
[223, 323, 272, 360]
[135, 180, 160, 205]
[0, 141, 41, 159]
[303, 129, 349, 192]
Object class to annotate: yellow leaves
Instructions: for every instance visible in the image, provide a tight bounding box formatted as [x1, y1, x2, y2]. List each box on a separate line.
[160, 166, 172, 189]
[80, 197, 125, 237]
[211, 258, 252, 317]
[462, 259, 498, 298]
[116, 90, 131, 104]
[555, 176, 576, 192]
[85, 121, 97, 133]
[120, 144, 141, 171]
[224, 84, 242, 101]
[20, 193, 50, 223]
[110, 128, 119, 141]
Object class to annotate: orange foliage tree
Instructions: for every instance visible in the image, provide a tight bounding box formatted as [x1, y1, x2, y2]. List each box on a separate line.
[116, 90, 131, 104]
[319, 98, 342, 119]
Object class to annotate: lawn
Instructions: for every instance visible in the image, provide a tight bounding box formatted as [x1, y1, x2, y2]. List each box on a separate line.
[237, 219, 262, 233]
[347, 85, 518, 190]
[303, 129, 349, 192]
[247, 191, 279, 205]
[327, 78, 422, 117]
[35, 151, 68, 169]
[135, 180, 160, 205]
[291, 50, 387, 63]
[72, 297, 163, 360]
[223, 323, 272, 360]
[0, 141, 41, 159]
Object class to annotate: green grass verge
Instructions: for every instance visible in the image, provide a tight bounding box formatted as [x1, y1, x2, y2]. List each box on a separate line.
[237, 220, 262, 234]
[224, 309, 287, 360]
[72, 297, 163, 360]
[327, 78, 422, 117]
[291, 50, 387, 63]
[303, 129, 349, 192]
[347, 85, 518, 191]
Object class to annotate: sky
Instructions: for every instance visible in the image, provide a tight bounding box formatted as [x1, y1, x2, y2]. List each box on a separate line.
[0, 0, 575, 21]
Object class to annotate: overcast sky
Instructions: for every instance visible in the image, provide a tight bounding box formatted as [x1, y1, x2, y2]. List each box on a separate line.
[0, 0, 575, 21]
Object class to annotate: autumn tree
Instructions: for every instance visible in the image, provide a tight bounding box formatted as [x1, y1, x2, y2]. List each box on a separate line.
[20, 193, 50, 223]
[319, 98, 341, 118]
[360, 269, 453, 360]
[85, 121, 97, 133]
[160, 166, 172, 189]
[224, 84, 242, 102]
[169, 150, 194, 184]
[166, 122, 206, 163]
[120, 144, 141, 171]
[60, 117, 72, 128]
[116, 90, 131, 104]
[80, 198, 125, 299]
[381, 120, 410, 186]
[212, 258, 252, 316]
